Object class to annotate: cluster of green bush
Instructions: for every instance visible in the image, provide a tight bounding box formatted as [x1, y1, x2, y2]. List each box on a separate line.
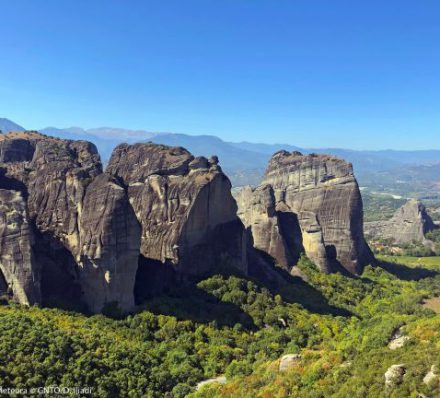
[370, 237, 439, 257]
[0, 255, 439, 397]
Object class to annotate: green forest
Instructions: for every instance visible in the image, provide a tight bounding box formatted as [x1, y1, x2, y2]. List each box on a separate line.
[0, 255, 439, 397]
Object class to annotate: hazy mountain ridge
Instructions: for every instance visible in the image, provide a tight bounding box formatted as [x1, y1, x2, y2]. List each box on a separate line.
[2, 117, 440, 192]
[0, 118, 25, 133]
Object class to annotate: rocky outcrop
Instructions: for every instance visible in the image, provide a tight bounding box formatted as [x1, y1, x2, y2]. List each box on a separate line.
[0, 189, 40, 305]
[107, 143, 247, 279]
[78, 174, 141, 313]
[0, 132, 248, 312]
[279, 354, 302, 371]
[365, 200, 437, 248]
[388, 327, 410, 350]
[423, 365, 439, 386]
[196, 376, 227, 391]
[384, 364, 406, 387]
[236, 185, 300, 268]
[236, 151, 373, 275]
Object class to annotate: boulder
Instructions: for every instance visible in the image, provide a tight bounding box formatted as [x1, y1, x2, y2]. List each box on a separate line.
[388, 327, 410, 350]
[279, 354, 302, 371]
[384, 364, 406, 387]
[196, 376, 227, 390]
[423, 365, 439, 386]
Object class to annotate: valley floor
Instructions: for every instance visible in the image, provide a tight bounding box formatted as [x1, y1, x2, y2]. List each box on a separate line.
[0, 255, 439, 398]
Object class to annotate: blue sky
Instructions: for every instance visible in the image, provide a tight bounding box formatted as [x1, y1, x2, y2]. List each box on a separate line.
[1, 0, 439, 149]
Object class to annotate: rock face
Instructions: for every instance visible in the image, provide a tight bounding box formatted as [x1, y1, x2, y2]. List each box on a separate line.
[78, 174, 141, 313]
[0, 189, 40, 305]
[0, 132, 248, 312]
[236, 151, 373, 275]
[107, 143, 248, 280]
[365, 200, 437, 248]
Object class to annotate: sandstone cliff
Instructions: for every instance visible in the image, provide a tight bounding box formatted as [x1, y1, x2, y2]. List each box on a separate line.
[236, 151, 373, 275]
[0, 189, 40, 305]
[107, 143, 247, 280]
[0, 132, 247, 312]
[364, 199, 437, 248]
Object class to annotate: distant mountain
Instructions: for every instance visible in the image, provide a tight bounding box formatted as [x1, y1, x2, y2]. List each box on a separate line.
[40, 127, 163, 163]
[0, 118, 25, 132]
[3, 117, 440, 192]
[150, 134, 269, 181]
[228, 141, 302, 155]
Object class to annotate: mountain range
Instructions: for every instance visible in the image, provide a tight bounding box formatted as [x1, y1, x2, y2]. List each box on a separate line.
[2, 117, 440, 195]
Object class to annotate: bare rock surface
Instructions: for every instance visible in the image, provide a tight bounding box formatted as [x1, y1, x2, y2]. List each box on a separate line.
[0, 189, 40, 304]
[107, 143, 248, 278]
[279, 354, 302, 371]
[423, 365, 439, 386]
[78, 173, 141, 313]
[388, 327, 410, 350]
[365, 200, 438, 248]
[384, 364, 406, 387]
[196, 376, 227, 390]
[237, 151, 373, 274]
[1, 132, 249, 312]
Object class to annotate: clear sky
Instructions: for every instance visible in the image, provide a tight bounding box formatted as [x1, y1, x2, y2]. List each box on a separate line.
[1, 0, 439, 149]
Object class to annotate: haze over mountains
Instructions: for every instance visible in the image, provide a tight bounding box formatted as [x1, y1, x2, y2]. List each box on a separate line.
[2, 117, 440, 195]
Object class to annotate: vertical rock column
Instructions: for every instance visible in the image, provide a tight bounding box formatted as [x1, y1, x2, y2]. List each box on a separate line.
[0, 189, 40, 304]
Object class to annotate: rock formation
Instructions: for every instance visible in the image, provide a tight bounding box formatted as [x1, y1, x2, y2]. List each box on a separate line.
[384, 364, 406, 388]
[279, 354, 302, 372]
[107, 143, 248, 280]
[423, 365, 439, 386]
[236, 151, 373, 275]
[0, 132, 248, 312]
[78, 174, 141, 313]
[364, 199, 437, 248]
[0, 189, 40, 305]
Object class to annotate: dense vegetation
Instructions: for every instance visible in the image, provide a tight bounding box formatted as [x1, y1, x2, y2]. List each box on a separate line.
[0, 256, 439, 397]
[370, 230, 440, 257]
[369, 237, 439, 257]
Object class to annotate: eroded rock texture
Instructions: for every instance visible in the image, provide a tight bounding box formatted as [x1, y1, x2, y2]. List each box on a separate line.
[0, 189, 40, 304]
[364, 199, 438, 248]
[107, 143, 248, 280]
[79, 174, 141, 312]
[0, 132, 248, 312]
[0, 132, 117, 309]
[236, 151, 373, 275]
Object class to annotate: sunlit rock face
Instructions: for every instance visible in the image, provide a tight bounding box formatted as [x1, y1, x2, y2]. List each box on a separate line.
[236, 151, 373, 275]
[0, 132, 249, 313]
[78, 173, 141, 313]
[365, 199, 438, 249]
[107, 143, 248, 279]
[0, 189, 40, 305]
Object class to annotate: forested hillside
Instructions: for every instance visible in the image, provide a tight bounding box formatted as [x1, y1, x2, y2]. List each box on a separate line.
[1, 256, 439, 397]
